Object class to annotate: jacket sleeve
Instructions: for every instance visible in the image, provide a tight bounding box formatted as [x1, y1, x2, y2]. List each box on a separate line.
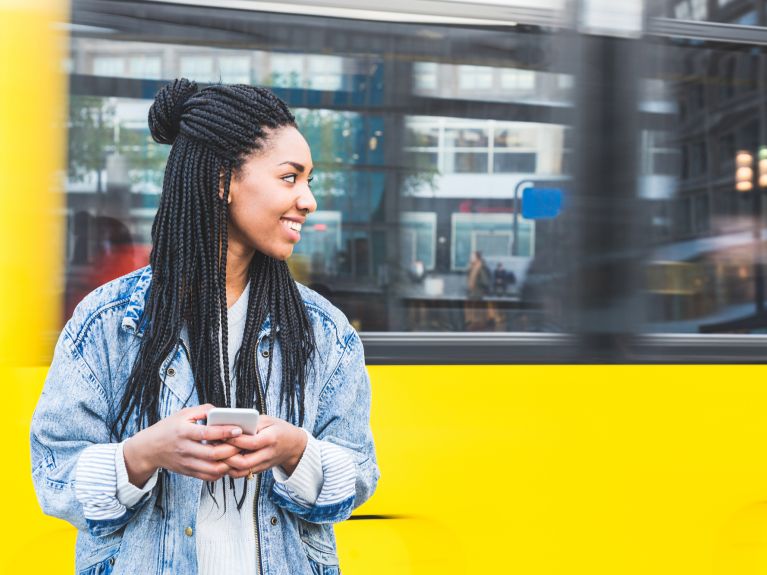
[269, 327, 380, 524]
[30, 328, 152, 537]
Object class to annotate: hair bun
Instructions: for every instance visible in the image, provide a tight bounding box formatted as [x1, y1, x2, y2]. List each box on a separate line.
[148, 78, 198, 145]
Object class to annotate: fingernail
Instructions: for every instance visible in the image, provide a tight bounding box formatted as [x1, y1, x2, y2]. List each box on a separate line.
[231, 428, 242, 436]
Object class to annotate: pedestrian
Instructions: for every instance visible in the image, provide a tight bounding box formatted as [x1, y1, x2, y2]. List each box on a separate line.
[465, 250, 493, 329]
[31, 78, 379, 575]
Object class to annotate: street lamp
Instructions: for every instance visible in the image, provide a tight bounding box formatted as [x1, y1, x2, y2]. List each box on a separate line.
[736, 150, 753, 192]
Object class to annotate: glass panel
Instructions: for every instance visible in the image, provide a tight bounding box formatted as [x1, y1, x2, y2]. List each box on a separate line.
[128, 56, 162, 80]
[450, 152, 489, 174]
[494, 153, 537, 173]
[219, 56, 251, 84]
[65, 4, 574, 335]
[65, 95, 166, 319]
[640, 38, 767, 333]
[179, 56, 214, 82]
[658, 0, 764, 24]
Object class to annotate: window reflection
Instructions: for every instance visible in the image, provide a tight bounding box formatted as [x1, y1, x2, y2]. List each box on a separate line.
[66, 9, 573, 334]
[641, 39, 767, 333]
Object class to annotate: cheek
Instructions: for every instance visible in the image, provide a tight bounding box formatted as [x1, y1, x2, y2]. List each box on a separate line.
[231, 204, 269, 238]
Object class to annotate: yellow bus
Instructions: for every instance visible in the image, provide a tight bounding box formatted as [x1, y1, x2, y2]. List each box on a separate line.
[5, 1, 767, 573]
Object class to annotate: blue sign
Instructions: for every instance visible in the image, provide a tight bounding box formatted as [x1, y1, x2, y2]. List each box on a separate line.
[521, 187, 564, 220]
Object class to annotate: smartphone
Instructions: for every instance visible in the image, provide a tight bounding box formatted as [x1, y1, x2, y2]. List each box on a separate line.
[206, 407, 259, 435]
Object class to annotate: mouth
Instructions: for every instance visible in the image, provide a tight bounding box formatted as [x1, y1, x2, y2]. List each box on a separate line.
[280, 218, 303, 233]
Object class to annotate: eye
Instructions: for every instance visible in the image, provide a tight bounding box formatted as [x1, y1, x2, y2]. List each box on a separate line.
[282, 174, 297, 184]
[308, 175, 314, 186]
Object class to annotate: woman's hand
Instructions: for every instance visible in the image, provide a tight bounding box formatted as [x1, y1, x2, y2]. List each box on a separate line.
[123, 404, 244, 486]
[220, 415, 308, 479]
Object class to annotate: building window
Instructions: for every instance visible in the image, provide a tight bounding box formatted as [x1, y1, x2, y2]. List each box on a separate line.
[451, 213, 535, 271]
[270, 53, 305, 88]
[493, 153, 536, 173]
[179, 56, 214, 82]
[219, 56, 251, 84]
[401, 212, 437, 271]
[458, 65, 494, 90]
[128, 56, 161, 80]
[306, 55, 344, 91]
[499, 69, 535, 92]
[93, 56, 125, 77]
[414, 62, 439, 91]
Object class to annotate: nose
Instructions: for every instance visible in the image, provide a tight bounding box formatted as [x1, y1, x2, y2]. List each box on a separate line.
[297, 184, 317, 215]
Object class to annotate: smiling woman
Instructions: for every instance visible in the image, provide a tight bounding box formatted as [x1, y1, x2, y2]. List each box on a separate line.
[30, 78, 379, 575]
[227, 127, 317, 266]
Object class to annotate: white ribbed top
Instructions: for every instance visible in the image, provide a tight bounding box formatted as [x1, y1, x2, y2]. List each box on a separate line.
[196, 282, 257, 575]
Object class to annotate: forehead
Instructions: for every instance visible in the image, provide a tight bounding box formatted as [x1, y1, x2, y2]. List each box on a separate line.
[262, 126, 312, 163]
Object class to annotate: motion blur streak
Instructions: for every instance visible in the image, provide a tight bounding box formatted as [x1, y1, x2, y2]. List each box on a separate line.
[0, 1, 70, 572]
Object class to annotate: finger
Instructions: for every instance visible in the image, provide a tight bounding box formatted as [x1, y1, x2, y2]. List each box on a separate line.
[182, 441, 240, 462]
[183, 423, 243, 443]
[222, 434, 264, 451]
[181, 403, 216, 422]
[183, 459, 232, 478]
[207, 442, 241, 461]
[224, 449, 274, 472]
[227, 469, 251, 479]
[220, 452, 253, 471]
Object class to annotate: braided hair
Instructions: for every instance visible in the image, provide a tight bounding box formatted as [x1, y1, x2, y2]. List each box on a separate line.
[112, 79, 316, 506]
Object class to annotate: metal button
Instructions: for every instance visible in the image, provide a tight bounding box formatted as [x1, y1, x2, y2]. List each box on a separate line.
[270, 516, 278, 526]
[184, 526, 193, 536]
[109, 557, 115, 566]
[167, 367, 176, 377]
[261, 350, 270, 358]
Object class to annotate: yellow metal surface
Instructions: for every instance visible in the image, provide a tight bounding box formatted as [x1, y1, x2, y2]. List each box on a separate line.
[6, 4, 767, 575]
[9, 365, 767, 574]
[0, 0, 67, 367]
[0, 0, 69, 573]
[338, 364, 767, 575]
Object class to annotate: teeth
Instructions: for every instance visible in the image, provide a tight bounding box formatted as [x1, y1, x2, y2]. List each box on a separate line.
[281, 219, 302, 232]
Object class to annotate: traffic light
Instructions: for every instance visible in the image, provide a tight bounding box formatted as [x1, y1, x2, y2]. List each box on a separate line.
[760, 146, 767, 188]
[736, 150, 754, 192]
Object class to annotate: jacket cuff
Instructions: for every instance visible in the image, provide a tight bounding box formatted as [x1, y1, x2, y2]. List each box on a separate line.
[115, 441, 158, 508]
[272, 429, 323, 506]
[75, 443, 126, 520]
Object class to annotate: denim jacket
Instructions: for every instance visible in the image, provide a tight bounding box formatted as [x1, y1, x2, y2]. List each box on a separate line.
[31, 266, 379, 575]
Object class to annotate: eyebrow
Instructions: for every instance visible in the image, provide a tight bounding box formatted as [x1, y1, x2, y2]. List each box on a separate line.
[278, 161, 313, 174]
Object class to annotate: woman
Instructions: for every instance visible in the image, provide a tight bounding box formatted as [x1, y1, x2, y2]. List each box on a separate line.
[31, 79, 379, 575]
[465, 250, 494, 330]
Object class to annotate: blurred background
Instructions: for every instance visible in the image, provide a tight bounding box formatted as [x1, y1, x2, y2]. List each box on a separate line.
[5, 0, 767, 573]
[29, 0, 767, 363]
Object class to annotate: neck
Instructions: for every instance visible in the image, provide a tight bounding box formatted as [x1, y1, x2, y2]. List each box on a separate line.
[225, 242, 253, 309]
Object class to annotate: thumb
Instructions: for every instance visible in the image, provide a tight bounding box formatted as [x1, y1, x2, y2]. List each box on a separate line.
[256, 414, 276, 432]
[183, 403, 215, 422]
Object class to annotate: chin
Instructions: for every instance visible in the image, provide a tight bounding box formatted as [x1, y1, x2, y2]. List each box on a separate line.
[267, 247, 294, 261]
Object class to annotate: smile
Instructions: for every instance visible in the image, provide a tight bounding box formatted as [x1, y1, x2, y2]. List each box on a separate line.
[280, 218, 302, 232]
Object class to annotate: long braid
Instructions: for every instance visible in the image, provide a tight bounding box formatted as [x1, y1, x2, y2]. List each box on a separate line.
[111, 79, 316, 510]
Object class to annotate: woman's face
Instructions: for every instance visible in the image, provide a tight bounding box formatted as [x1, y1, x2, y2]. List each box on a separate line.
[227, 126, 317, 261]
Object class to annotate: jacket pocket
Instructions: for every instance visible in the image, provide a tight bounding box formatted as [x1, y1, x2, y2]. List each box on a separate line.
[299, 521, 340, 574]
[78, 543, 120, 575]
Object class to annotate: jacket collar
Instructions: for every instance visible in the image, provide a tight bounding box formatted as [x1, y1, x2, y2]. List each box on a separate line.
[121, 266, 274, 346]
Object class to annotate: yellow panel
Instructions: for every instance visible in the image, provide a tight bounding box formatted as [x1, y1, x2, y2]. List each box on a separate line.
[3, 367, 76, 574]
[0, 1, 70, 572]
[0, 0, 67, 367]
[337, 365, 767, 574]
[13, 364, 767, 574]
